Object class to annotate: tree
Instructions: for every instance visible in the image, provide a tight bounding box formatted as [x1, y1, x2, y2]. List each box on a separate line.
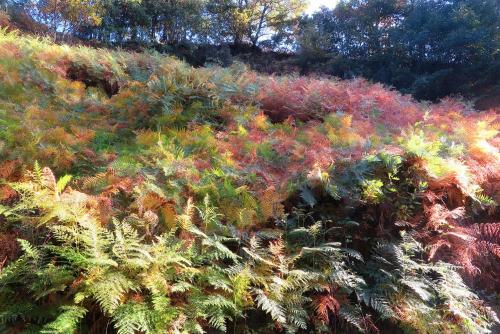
[30, 0, 105, 41]
[208, 0, 306, 47]
[297, 0, 499, 101]
[144, 0, 206, 44]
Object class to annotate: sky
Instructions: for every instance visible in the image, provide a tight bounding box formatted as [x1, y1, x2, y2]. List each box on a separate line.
[306, 0, 339, 14]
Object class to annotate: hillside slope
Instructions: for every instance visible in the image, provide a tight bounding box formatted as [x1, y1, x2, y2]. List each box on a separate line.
[0, 30, 499, 333]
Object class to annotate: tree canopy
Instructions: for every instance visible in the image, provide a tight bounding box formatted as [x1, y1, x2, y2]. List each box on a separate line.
[298, 0, 499, 101]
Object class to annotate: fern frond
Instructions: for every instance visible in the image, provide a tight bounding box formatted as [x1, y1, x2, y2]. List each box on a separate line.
[254, 288, 286, 324]
[40, 306, 87, 334]
[339, 304, 366, 332]
[89, 272, 139, 314]
[55, 175, 72, 194]
[113, 303, 153, 334]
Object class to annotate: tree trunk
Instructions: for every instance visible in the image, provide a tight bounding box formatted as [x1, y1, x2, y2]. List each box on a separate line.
[251, 4, 268, 47]
[151, 15, 157, 41]
[52, 0, 59, 42]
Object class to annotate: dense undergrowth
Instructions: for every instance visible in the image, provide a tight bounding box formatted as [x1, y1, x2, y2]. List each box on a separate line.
[0, 29, 499, 333]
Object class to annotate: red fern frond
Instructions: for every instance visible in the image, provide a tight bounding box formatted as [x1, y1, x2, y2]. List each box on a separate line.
[469, 223, 500, 244]
[0, 232, 20, 264]
[313, 294, 340, 323]
[0, 160, 18, 180]
[0, 185, 17, 204]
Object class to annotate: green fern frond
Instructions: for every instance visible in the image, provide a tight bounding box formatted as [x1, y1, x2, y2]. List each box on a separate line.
[339, 304, 366, 332]
[254, 288, 286, 324]
[113, 303, 153, 334]
[89, 272, 139, 314]
[33, 160, 43, 184]
[40, 306, 87, 334]
[55, 175, 72, 194]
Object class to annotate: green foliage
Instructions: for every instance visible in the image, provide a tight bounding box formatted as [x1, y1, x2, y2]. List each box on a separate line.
[357, 233, 499, 333]
[0, 29, 498, 334]
[0, 198, 241, 333]
[298, 0, 499, 101]
[361, 178, 384, 204]
[41, 306, 88, 334]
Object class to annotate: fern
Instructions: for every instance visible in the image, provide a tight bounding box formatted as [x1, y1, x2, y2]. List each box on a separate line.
[40, 306, 87, 334]
[338, 304, 366, 332]
[55, 174, 72, 194]
[89, 272, 139, 314]
[0, 33, 499, 333]
[33, 160, 43, 183]
[112, 303, 154, 334]
[254, 288, 286, 324]
[299, 186, 317, 208]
